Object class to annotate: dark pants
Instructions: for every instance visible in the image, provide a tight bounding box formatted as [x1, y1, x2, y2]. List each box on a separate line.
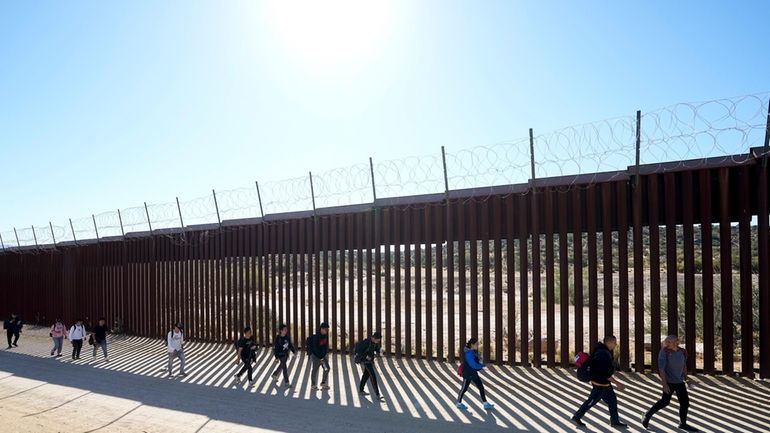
[574, 384, 620, 424]
[646, 382, 689, 425]
[272, 356, 289, 382]
[6, 330, 12, 347]
[12, 332, 19, 345]
[359, 363, 380, 396]
[237, 358, 254, 381]
[72, 339, 83, 359]
[457, 375, 486, 403]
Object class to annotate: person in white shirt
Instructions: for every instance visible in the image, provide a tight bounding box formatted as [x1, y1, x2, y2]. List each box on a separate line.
[68, 319, 87, 360]
[166, 323, 187, 378]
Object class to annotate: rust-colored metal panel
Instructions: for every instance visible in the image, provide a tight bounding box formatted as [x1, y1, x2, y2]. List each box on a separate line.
[545, 187, 555, 367]
[374, 208, 382, 342]
[531, 188, 542, 367]
[617, 181, 629, 371]
[492, 196, 503, 365]
[586, 184, 599, 347]
[458, 201, 467, 358]
[435, 203, 444, 362]
[302, 219, 310, 347]
[558, 190, 569, 367]
[648, 174, 662, 371]
[322, 216, 329, 326]
[383, 207, 392, 354]
[505, 195, 516, 366]
[633, 174, 645, 372]
[469, 201, 479, 344]
[347, 213, 355, 350]
[357, 212, 365, 342]
[760, 162, 770, 379]
[366, 210, 374, 337]
[481, 199, 491, 363]
[718, 167, 734, 375]
[572, 188, 584, 356]
[739, 165, 753, 377]
[518, 193, 529, 366]
[682, 171, 697, 373]
[664, 172, 678, 335]
[337, 214, 344, 352]
[394, 207, 402, 357]
[299, 220, 307, 347]
[424, 205, 432, 358]
[404, 208, 412, 356]
[700, 169, 715, 374]
[601, 182, 614, 340]
[414, 207, 422, 357]
[446, 200, 455, 363]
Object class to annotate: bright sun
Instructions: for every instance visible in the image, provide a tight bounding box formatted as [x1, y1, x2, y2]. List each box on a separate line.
[264, 0, 393, 68]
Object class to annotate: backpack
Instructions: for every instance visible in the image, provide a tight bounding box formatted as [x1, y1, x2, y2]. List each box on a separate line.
[353, 339, 370, 364]
[306, 335, 314, 353]
[457, 362, 464, 377]
[575, 351, 593, 382]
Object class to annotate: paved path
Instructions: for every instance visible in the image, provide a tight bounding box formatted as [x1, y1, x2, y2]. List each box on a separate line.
[1, 328, 768, 432]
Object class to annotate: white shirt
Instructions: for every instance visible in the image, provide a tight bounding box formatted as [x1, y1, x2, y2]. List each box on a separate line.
[167, 330, 184, 353]
[68, 325, 86, 341]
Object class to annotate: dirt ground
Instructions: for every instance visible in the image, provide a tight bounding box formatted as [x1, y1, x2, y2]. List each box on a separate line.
[1, 327, 768, 433]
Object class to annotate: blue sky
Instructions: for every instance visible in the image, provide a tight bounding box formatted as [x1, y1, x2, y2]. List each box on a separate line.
[1, 1, 768, 241]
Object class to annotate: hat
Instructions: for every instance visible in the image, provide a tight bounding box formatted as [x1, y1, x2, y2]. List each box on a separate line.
[320, 322, 330, 329]
[176, 322, 184, 330]
[372, 331, 382, 339]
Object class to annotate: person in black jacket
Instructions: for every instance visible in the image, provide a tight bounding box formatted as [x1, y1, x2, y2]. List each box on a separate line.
[308, 322, 331, 391]
[271, 324, 296, 386]
[234, 327, 258, 385]
[4, 314, 22, 349]
[356, 331, 384, 402]
[572, 335, 628, 428]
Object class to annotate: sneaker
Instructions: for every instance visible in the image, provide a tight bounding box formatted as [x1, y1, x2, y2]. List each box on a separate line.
[6, 346, 11, 349]
[271, 371, 280, 379]
[178, 372, 187, 377]
[56, 354, 62, 357]
[105, 358, 109, 363]
[284, 381, 291, 387]
[679, 425, 699, 432]
[642, 415, 650, 429]
[359, 390, 370, 396]
[12, 343, 18, 347]
[320, 384, 330, 390]
[611, 422, 628, 428]
[571, 417, 586, 428]
[51, 351, 55, 356]
[483, 402, 495, 410]
[377, 395, 385, 402]
[456, 402, 468, 410]
[248, 379, 255, 386]
[167, 374, 174, 379]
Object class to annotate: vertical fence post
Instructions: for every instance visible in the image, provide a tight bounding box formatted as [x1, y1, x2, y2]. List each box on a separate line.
[49, 222, 57, 246]
[117, 209, 125, 238]
[760, 97, 770, 378]
[212, 189, 222, 227]
[529, 128, 537, 184]
[144, 202, 152, 232]
[369, 157, 377, 202]
[69, 218, 77, 244]
[176, 197, 185, 229]
[31, 226, 38, 248]
[441, 146, 450, 199]
[309, 171, 317, 216]
[13, 227, 20, 247]
[92, 214, 100, 241]
[0, 233, 5, 250]
[255, 181, 264, 218]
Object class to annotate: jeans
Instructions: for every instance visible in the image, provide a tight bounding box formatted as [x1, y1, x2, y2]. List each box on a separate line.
[168, 349, 186, 375]
[646, 382, 690, 425]
[93, 339, 108, 358]
[574, 384, 620, 424]
[359, 363, 380, 396]
[72, 339, 83, 359]
[272, 356, 290, 382]
[6, 330, 12, 347]
[310, 354, 330, 386]
[236, 358, 254, 381]
[51, 337, 64, 355]
[457, 375, 487, 403]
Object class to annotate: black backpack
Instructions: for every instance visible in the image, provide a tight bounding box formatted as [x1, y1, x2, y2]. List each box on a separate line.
[576, 354, 593, 382]
[353, 339, 370, 364]
[306, 335, 314, 353]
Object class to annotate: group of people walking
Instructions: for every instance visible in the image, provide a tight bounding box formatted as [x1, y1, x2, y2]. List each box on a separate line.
[4, 312, 699, 431]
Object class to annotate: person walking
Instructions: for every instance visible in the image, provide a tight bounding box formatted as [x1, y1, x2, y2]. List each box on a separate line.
[166, 323, 187, 378]
[271, 324, 296, 386]
[50, 318, 67, 357]
[4, 313, 21, 349]
[68, 319, 87, 360]
[356, 331, 384, 402]
[572, 335, 628, 428]
[91, 317, 109, 362]
[456, 337, 494, 410]
[642, 335, 699, 431]
[234, 327, 258, 386]
[307, 322, 331, 391]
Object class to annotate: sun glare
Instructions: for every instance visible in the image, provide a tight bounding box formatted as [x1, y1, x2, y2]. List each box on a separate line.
[264, 0, 393, 68]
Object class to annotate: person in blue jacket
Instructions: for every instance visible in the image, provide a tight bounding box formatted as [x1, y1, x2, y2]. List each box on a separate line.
[457, 337, 494, 410]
